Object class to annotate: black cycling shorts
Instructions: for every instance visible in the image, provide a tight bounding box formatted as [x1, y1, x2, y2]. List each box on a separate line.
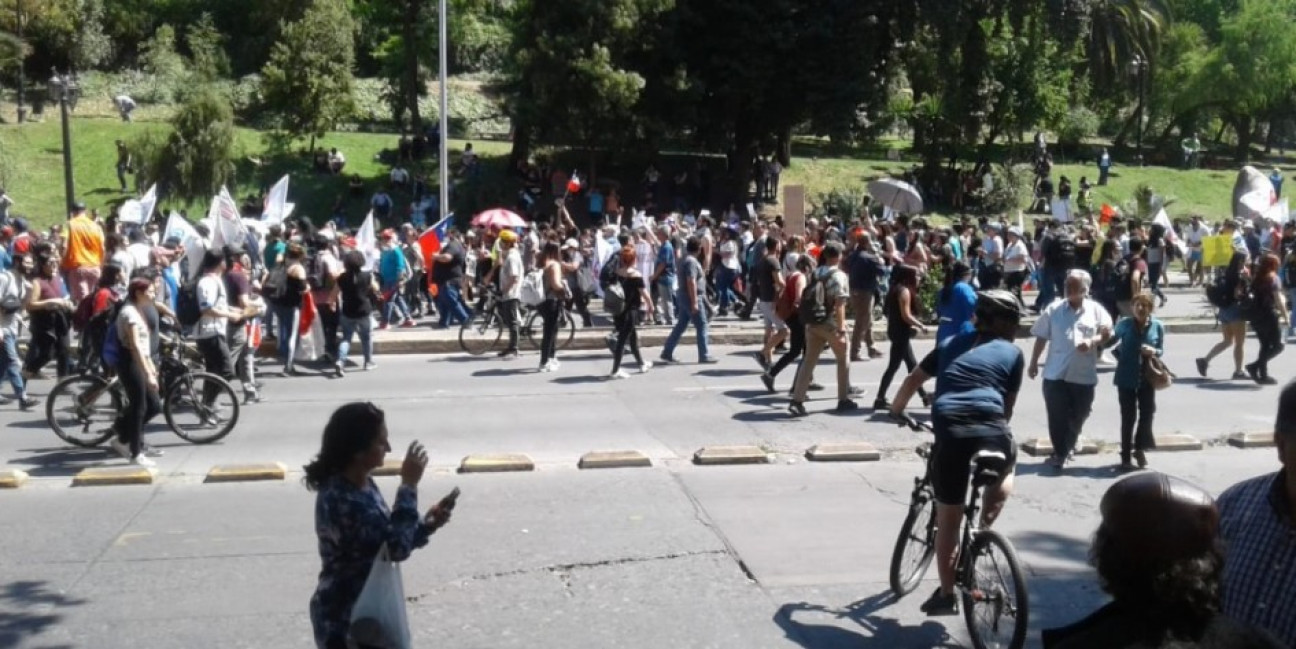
[931, 435, 1018, 506]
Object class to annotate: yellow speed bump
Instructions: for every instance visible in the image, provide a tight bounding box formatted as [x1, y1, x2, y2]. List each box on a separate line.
[204, 462, 288, 483]
[1152, 434, 1203, 452]
[73, 466, 156, 487]
[578, 451, 652, 470]
[458, 454, 535, 474]
[1226, 432, 1275, 449]
[0, 470, 29, 489]
[805, 443, 881, 462]
[372, 460, 404, 477]
[693, 446, 772, 466]
[1020, 438, 1100, 458]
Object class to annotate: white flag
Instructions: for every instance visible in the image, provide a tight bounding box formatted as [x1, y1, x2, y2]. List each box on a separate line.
[355, 211, 379, 271]
[138, 183, 158, 225]
[164, 211, 199, 248]
[263, 175, 290, 224]
[1264, 197, 1290, 223]
[209, 186, 247, 250]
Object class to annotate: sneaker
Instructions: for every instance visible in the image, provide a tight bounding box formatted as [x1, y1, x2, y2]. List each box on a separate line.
[639, 361, 653, 374]
[919, 588, 959, 616]
[699, 356, 719, 364]
[18, 396, 38, 411]
[363, 362, 377, 372]
[1195, 358, 1208, 378]
[808, 383, 825, 392]
[109, 438, 131, 460]
[1245, 363, 1261, 384]
[609, 370, 631, 380]
[1259, 376, 1279, 385]
[867, 348, 884, 359]
[377, 323, 390, 331]
[335, 363, 346, 378]
[849, 386, 867, 397]
[399, 320, 416, 328]
[539, 362, 553, 373]
[787, 401, 808, 417]
[243, 390, 261, 405]
[872, 397, 890, 411]
[755, 352, 770, 371]
[130, 454, 157, 468]
[836, 399, 859, 413]
[1044, 454, 1062, 468]
[658, 355, 677, 365]
[760, 372, 776, 393]
[549, 359, 562, 371]
[1231, 371, 1250, 381]
[500, 351, 519, 361]
[141, 445, 165, 458]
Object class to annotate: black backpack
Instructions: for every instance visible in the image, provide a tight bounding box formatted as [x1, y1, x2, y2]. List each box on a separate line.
[1283, 257, 1296, 289]
[1048, 233, 1077, 266]
[307, 255, 334, 291]
[798, 272, 830, 325]
[263, 266, 289, 304]
[599, 256, 621, 290]
[176, 281, 203, 327]
[1205, 275, 1236, 309]
[1109, 256, 1134, 302]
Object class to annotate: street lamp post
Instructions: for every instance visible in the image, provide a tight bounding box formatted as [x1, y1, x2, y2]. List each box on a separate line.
[438, 0, 450, 223]
[49, 71, 79, 212]
[1130, 55, 1148, 167]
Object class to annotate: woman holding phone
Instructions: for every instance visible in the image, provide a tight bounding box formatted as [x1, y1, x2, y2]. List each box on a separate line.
[306, 402, 455, 649]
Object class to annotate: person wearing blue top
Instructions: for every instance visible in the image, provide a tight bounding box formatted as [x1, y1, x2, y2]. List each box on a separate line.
[1109, 293, 1165, 472]
[377, 231, 414, 328]
[889, 289, 1026, 617]
[652, 229, 677, 326]
[936, 261, 977, 343]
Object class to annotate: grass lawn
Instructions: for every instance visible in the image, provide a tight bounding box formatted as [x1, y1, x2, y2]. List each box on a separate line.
[0, 116, 1253, 230]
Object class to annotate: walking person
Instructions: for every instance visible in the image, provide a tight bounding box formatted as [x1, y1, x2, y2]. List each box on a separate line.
[430, 230, 471, 329]
[0, 256, 36, 409]
[115, 141, 132, 193]
[62, 202, 105, 304]
[559, 239, 594, 329]
[1197, 252, 1251, 380]
[874, 265, 929, 411]
[1146, 223, 1169, 307]
[753, 236, 788, 370]
[377, 231, 415, 329]
[309, 237, 343, 363]
[267, 244, 308, 374]
[935, 261, 977, 344]
[761, 255, 813, 393]
[22, 250, 74, 380]
[495, 230, 524, 360]
[223, 247, 261, 404]
[788, 242, 857, 416]
[715, 227, 742, 317]
[608, 246, 654, 379]
[848, 233, 885, 361]
[194, 251, 243, 404]
[107, 278, 165, 467]
[651, 225, 677, 327]
[306, 402, 453, 649]
[1028, 270, 1113, 470]
[332, 251, 380, 376]
[1110, 293, 1164, 472]
[1245, 253, 1289, 385]
[659, 236, 716, 365]
[1002, 227, 1032, 301]
[536, 241, 567, 372]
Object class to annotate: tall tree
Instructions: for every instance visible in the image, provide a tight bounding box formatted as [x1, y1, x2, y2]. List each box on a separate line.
[260, 0, 357, 151]
[137, 89, 238, 201]
[1085, 0, 1172, 90]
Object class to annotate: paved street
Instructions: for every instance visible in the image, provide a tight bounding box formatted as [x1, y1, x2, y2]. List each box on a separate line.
[0, 328, 1289, 648]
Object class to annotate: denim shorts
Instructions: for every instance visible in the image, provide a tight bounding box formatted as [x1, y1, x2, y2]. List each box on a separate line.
[1218, 304, 1242, 324]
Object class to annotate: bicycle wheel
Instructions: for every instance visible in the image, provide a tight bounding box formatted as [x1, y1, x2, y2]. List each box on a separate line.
[889, 487, 937, 597]
[163, 372, 240, 444]
[556, 308, 577, 350]
[961, 529, 1030, 649]
[46, 375, 120, 448]
[458, 311, 501, 355]
[522, 309, 541, 350]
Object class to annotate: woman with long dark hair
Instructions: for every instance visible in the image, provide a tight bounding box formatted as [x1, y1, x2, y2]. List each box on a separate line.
[608, 245, 654, 379]
[1111, 293, 1164, 471]
[1197, 252, 1250, 380]
[761, 254, 814, 393]
[332, 250, 380, 376]
[874, 265, 929, 410]
[306, 402, 453, 649]
[1245, 253, 1289, 385]
[108, 277, 164, 466]
[22, 249, 74, 379]
[1146, 223, 1169, 307]
[537, 240, 567, 372]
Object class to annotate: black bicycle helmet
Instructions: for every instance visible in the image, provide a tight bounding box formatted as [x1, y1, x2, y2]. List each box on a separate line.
[975, 289, 1025, 322]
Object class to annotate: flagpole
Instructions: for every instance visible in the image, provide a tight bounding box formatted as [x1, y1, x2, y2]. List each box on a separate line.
[438, 0, 450, 227]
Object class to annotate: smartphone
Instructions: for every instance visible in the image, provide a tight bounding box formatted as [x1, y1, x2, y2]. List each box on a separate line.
[438, 487, 461, 512]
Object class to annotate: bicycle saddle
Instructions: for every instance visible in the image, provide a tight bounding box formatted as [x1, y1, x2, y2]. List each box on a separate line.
[969, 450, 1009, 488]
[1099, 471, 1218, 562]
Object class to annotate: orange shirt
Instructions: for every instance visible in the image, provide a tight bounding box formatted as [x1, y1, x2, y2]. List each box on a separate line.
[63, 215, 105, 270]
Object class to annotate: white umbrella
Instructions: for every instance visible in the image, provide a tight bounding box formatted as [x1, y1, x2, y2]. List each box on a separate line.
[867, 178, 924, 215]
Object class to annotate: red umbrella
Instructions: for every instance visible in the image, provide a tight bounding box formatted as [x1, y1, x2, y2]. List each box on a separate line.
[471, 208, 528, 229]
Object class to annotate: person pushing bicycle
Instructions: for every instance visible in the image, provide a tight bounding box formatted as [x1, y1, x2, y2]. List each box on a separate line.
[889, 289, 1026, 616]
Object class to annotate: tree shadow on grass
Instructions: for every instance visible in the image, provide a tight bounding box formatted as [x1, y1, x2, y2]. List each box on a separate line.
[0, 580, 84, 649]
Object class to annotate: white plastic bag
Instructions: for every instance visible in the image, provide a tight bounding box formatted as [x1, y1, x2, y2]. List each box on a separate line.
[348, 544, 412, 649]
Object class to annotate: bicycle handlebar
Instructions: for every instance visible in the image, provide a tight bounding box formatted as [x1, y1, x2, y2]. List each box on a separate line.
[889, 411, 934, 433]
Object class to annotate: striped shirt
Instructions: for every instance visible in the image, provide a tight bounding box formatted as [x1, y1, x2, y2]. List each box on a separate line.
[1218, 470, 1296, 648]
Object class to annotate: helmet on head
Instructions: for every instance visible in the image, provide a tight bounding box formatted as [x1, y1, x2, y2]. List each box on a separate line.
[975, 289, 1024, 323]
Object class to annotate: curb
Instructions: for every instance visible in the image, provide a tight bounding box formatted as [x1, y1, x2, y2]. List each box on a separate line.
[1153, 434, 1205, 452]
[72, 466, 156, 487]
[1226, 432, 1275, 449]
[204, 462, 288, 483]
[373, 459, 403, 477]
[0, 470, 29, 489]
[693, 446, 772, 466]
[1020, 438, 1101, 458]
[459, 454, 535, 473]
[805, 443, 881, 462]
[578, 451, 653, 469]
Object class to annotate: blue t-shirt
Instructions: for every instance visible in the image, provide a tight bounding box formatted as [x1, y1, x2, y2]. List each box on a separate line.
[656, 241, 676, 280]
[919, 331, 1024, 439]
[847, 251, 884, 292]
[379, 247, 409, 286]
[589, 193, 605, 214]
[935, 282, 978, 343]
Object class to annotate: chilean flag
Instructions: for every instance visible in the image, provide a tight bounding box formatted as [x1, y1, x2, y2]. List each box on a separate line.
[419, 214, 455, 272]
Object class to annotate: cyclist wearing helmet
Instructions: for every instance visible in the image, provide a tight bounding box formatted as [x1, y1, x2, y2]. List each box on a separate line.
[889, 289, 1026, 616]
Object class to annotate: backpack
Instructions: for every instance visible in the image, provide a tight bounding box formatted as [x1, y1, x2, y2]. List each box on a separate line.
[519, 269, 546, 307]
[602, 281, 627, 316]
[0, 271, 20, 315]
[1283, 257, 1296, 288]
[599, 256, 621, 289]
[798, 271, 830, 325]
[72, 293, 99, 331]
[100, 301, 128, 368]
[263, 266, 289, 304]
[1048, 232, 1077, 266]
[1205, 275, 1235, 309]
[176, 280, 203, 327]
[307, 255, 334, 291]
[1110, 256, 1134, 301]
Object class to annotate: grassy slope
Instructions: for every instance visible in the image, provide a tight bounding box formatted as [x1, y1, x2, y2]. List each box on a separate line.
[0, 116, 1250, 229]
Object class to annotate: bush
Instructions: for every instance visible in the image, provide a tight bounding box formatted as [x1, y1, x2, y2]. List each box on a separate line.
[1055, 107, 1099, 149]
[977, 162, 1031, 215]
[811, 189, 868, 222]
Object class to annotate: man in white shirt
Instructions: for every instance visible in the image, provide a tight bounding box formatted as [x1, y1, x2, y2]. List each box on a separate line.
[114, 95, 137, 122]
[1184, 215, 1212, 287]
[1028, 269, 1113, 470]
[126, 229, 153, 273]
[0, 188, 13, 227]
[496, 230, 524, 360]
[390, 166, 410, 189]
[980, 224, 1004, 288]
[327, 148, 346, 175]
[194, 251, 243, 406]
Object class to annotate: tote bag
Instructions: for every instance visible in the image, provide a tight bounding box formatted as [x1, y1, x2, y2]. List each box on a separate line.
[349, 543, 412, 649]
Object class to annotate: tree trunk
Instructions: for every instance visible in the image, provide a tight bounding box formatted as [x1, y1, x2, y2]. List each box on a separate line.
[1112, 109, 1137, 150]
[1234, 115, 1254, 163]
[509, 121, 533, 171]
[728, 125, 759, 206]
[776, 126, 792, 167]
[403, 0, 422, 134]
[1264, 118, 1275, 154]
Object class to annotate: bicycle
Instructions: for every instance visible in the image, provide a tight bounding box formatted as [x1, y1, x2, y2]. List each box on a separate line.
[45, 325, 241, 448]
[889, 419, 1029, 649]
[458, 286, 577, 355]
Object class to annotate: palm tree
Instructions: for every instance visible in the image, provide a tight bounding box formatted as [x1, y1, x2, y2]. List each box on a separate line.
[1086, 0, 1173, 90]
[0, 30, 24, 70]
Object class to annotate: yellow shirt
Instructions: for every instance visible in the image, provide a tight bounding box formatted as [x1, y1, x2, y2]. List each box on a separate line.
[63, 215, 105, 270]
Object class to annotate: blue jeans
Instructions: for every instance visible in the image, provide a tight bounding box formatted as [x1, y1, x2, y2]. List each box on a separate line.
[1, 330, 25, 398]
[435, 282, 471, 327]
[1037, 266, 1065, 308]
[382, 284, 411, 324]
[1042, 379, 1096, 458]
[338, 315, 374, 366]
[662, 292, 710, 361]
[270, 303, 300, 369]
[715, 266, 739, 314]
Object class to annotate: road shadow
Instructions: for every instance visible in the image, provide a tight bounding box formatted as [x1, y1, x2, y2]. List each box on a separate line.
[1192, 381, 1262, 392]
[732, 409, 797, 423]
[1016, 462, 1118, 480]
[550, 375, 608, 385]
[0, 580, 84, 649]
[1011, 530, 1092, 567]
[6, 447, 119, 477]
[694, 369, 758, 378]
[438, 355, 494, 363]
[472, 368, 536, 378]
[773, 592, 955, 649]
